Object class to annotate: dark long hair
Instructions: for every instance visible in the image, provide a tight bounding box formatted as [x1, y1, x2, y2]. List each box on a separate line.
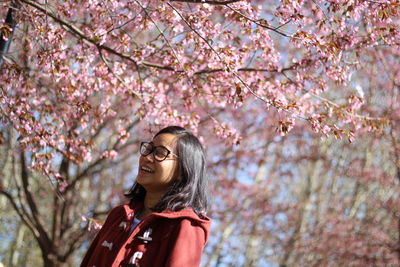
[125, 126, 208, 216]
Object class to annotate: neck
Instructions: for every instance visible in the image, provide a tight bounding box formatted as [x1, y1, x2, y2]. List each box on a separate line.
[138, 191, 164, 219]
[143, 190, 165, 211]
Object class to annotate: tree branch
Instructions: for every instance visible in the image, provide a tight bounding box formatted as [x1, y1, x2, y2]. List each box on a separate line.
[135, 0, 185, 71]
[20, 152, 39, 217]
[310, 93, 387, 122]
[0, 189, 39, 238]
[61, 228, 92, 261]
[167, 3, 276, 108]
[225, 5, 295, 39]
[170, 0, 242, 5]
[18, 151, 54, 253]
[19, 0, 136, 62]
[18, 0, 287, 76]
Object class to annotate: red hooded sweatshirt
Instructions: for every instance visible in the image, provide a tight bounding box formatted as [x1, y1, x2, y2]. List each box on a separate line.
[80, 201, 211, 267]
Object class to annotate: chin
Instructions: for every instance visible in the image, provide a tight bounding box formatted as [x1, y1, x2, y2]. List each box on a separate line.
[136, 175, 150, 186]
[136, 175, 144, 183]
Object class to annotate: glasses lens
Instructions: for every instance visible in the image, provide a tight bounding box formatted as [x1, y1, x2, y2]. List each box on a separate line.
[140, 142, 152, 156]
[154, 147, 169, 161]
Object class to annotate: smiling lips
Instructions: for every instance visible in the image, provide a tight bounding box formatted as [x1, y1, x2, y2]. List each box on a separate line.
[141, 166, 155, 173]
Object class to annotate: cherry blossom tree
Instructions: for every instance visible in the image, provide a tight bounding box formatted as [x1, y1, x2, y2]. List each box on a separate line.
[0, 0, 399, 266]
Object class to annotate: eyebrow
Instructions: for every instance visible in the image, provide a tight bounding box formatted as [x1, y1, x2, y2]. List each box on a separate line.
[150, 141, 173, 151]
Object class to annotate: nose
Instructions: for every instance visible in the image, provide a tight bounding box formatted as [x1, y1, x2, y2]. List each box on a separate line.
[143, 152, 154, 163]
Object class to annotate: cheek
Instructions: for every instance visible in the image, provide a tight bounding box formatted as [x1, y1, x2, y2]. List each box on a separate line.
[160, 163, 179, 180]
[173, 163, 180, 178]
[172, 163, 181, 181]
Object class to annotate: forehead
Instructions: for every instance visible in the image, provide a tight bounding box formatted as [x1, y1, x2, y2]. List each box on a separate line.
[152, 133, 179, 149]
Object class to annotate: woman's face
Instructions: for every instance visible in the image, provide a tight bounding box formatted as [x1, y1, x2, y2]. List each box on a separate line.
[136, 133, 180, 194]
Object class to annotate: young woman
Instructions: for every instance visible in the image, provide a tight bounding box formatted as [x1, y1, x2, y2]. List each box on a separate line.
[80, 126, 211, 267]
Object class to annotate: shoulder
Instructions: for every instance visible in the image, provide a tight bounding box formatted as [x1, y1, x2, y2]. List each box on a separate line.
[97, 205, 125, 230]
[106, 204, 127, 219]
[103, 202, 141, 225]
[153, 208, 211, 243]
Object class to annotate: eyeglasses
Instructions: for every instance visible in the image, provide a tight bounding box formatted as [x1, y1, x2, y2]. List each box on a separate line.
[140, 142, 179, 162]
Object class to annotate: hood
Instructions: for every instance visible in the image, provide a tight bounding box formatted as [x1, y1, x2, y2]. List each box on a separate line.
[126, 201, 211, 243]
[154, 208, 211, 242]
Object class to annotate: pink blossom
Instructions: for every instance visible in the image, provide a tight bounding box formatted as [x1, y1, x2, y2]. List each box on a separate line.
[102, 150, 118, 159]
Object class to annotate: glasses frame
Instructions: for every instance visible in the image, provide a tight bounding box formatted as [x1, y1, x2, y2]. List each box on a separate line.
[140, 141, 179, 162]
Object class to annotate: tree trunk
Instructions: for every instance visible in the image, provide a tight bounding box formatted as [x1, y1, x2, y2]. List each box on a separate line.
[243, 217, 259, 267]
[279, 161, 317, 267]
[8, 223, 25, 266]
[41, 252, 67, 267]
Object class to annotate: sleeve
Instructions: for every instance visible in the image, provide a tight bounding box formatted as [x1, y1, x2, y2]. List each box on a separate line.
[164, 219, 207, 267]
[80, 206, 122, 267]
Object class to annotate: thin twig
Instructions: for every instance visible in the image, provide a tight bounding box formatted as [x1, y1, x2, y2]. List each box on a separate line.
[170, 0, 242, 5]
[168, 2, 387, 124]
[273, 18, 292, 31]
[19, 0, 138, 63]
[17, 0, 293, 75]
[135, 0, 184, 72]
[310, 93, 386, 121]
[226, 5, 296, 39]
[167, 3, 276, 107]
[98, 48, 142, 99]
[311, 0, 329, 21]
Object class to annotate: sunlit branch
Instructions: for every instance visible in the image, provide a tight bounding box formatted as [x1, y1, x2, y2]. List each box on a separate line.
[111, 118, 140, 150]
[310, 93, 387, 121]
[18, 0, 292, 76]
[273, 18, 292, 31]
[311, 0, 329, 21]
[19, 0, 388, 128]
[167, 3, 309, 119]
[135, 0, 185, 71]
[172, 2, 388, 126]
[19, 0, 139, 64]
[194, 66, 295, 74]
[23, 0, 143, 99]
[170, 0, 242, 5]
[98, 48, 141, 98]
[107, 16, 139, 35]
[225, 5, 296, 39]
